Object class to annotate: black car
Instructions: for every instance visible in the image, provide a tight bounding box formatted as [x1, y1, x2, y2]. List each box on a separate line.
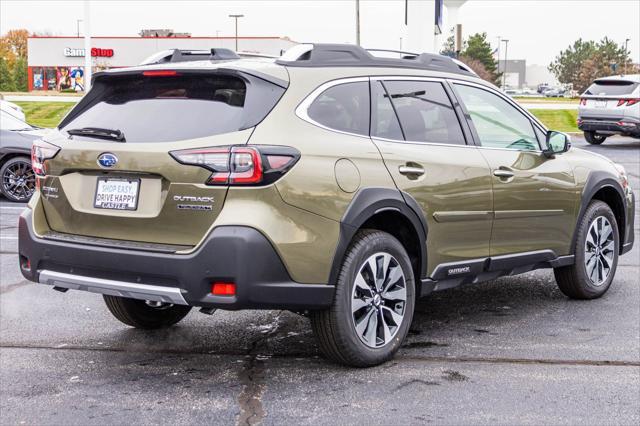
[0, 111, 45, 202]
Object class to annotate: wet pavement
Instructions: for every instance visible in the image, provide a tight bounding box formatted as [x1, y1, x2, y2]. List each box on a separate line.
[1, 136, 639, 425]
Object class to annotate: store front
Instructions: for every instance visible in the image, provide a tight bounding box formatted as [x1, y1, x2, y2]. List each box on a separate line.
[27, 36, 296, 92]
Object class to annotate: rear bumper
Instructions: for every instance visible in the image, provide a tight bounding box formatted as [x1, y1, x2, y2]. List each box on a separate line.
[578, 118, 640, 136]
[18, 209, 334, 310]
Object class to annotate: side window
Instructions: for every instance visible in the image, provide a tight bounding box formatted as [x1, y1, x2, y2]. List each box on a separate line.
[454, 84, 539, 151]
[383, 80, 465, 144]
[307, 81, 370, 136]
[371, 81, 404, 140]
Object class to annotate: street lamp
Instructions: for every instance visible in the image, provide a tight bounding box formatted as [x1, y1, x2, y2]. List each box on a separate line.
[501, 39, 509, 90]
[228, 14, 244, 51]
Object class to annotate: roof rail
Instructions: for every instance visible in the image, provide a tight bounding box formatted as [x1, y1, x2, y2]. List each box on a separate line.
[140, 48, 240, 65]
[276, 44, 475, 76]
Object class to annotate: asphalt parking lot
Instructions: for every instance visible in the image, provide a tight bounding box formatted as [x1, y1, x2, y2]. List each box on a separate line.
[1, 136, 638, 425]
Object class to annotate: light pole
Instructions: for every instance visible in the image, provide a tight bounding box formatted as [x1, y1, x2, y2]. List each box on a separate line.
[355, 0, 361, 46]
[502, 39, 509, 90]
[624, 38, 630, 74]
[228, 14, 244, 52]
[76, 19, 83, 37]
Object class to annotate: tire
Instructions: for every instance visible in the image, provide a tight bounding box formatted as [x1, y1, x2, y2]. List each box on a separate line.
[554, 200, 619, 299]
[0, 156, 36, 202]
[310, 229, 416, 367]
[103, 295, 192, 329]
[584, 131, 607, 145]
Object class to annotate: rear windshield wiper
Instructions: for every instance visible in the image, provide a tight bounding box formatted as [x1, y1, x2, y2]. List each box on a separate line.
[66, 127, 126, 142]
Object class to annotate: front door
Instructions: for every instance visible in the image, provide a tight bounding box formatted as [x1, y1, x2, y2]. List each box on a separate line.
[370, 79, 493, 276]
[451, 82, 579, 257]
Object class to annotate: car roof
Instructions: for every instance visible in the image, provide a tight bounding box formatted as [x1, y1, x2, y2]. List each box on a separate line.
[594, 74, 640, 83]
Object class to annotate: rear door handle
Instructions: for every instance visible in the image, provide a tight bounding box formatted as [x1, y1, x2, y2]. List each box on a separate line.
[493, 170, 514, 178]
[399, 165, 425, 176]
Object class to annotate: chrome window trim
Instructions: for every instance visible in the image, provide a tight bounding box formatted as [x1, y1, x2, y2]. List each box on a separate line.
[296, 74, 548, 154]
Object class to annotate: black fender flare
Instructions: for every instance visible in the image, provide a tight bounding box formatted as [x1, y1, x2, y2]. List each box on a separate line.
[327, 187, 428, 286]
[570, 171, 626, 254]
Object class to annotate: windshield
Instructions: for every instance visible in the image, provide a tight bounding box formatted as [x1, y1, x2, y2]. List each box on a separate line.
[0, 111, 32, 131]
[59, 71, 285, 143]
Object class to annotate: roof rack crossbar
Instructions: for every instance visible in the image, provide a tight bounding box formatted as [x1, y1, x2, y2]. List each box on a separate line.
[276, 43, 474, 76]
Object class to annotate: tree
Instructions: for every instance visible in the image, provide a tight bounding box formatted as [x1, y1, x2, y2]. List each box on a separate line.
[462, 33, 500, 84]
[3, 29, 28, 58]
[549, 38, 633, 93]
[458, 55, 494, 82]
[0, 57, 16, 91]
[13, 56, 28, 92]
[439, 27, 466, 58]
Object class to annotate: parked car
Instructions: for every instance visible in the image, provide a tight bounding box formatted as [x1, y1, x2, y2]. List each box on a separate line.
[0, 98, 26, 122]
[0, 111, 46, 202]
[578, 74, 640, 144]
[543, 87, 566, 97]
[18, 44, 635, 367]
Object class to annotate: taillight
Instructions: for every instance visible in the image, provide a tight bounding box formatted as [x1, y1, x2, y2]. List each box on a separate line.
[617, 98, 639, 107]
[170, 145, 299, 186]
[31, 140, 60, 176]
[580, 98, 587, 106]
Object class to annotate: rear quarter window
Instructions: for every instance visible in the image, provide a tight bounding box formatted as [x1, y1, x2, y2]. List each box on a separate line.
[59, 72, 285, 143]
[306, 81, 370, 136]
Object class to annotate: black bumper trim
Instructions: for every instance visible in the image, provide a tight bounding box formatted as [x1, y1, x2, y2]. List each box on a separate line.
[19, 210, 334, 310]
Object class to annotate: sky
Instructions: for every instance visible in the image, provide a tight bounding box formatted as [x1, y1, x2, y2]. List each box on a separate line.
[1, 0, 639, 66]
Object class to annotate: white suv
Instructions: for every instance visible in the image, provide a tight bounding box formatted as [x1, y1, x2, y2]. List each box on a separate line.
[578, 74, 640, 144]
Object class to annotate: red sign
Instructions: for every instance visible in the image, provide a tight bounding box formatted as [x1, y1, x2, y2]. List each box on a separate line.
[91, 48, 114, 57]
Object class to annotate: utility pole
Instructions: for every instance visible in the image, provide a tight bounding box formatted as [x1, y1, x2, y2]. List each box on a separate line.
[83, 0, 91, 92]
[624, 38, 630, 74]
[502, 39, 509, 90]
[355, 0, 361, 46]
[76, 19, 83, 37]
[228, 14, 244, 51]
[496, 36, 501, 72]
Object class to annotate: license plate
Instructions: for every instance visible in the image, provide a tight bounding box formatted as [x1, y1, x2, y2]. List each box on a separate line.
[94, 178, 140, 211]
[595, 99, 607, 108]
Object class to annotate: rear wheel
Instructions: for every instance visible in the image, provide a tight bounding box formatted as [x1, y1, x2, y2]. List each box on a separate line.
[584, 131, 607, 145]
[103, 295, 192, 329]
[311, 230, 415, 367]
[554, 200, 619, 299]
[0, 156, 36, 202]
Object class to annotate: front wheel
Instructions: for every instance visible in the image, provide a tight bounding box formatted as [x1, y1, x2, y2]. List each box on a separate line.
[554, 200, 619, 299]
[103, 295, 192, 329]
[311, 230, 415, 367]
[584, 131, 607, 145]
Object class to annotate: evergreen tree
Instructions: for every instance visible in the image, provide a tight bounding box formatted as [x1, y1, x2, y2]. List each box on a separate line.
[0, 57, 16, 91]
[461, 33, 500, 84]
[13, 56, 27, 92]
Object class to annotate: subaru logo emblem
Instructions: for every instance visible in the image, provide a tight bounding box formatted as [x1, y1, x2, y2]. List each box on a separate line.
[97, 153, 118, 168]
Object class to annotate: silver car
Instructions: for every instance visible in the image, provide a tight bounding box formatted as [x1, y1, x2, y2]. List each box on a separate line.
[578, 74, 640, 144]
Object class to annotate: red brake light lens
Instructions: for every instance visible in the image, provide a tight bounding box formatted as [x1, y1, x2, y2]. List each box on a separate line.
[617, 99, 627, 106]
[212, 282, 236, 296]
[142, 70, 179, 77]
[31, 140, 60, 176]
[580, 98, 587, 106]
[626, 98, 639, 106]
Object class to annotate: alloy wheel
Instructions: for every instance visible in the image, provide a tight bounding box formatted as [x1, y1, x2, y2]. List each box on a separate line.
[2, 160, 35, 201]
[351, 252, 407, 348]
[584, 216, 615, 286]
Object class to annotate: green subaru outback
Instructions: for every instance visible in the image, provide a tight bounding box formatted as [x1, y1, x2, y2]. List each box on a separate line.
[19, 44, 635, 367]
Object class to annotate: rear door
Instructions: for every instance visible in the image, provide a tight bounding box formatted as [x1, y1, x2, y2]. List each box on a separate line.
[40, 70, 285, 247]
[451, 81, 579, 257]
[370, 78, 493, 276]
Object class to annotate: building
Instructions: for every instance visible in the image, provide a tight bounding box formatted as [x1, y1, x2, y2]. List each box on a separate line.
[26, 35, 296, 92]
[498, 59, 526, 89]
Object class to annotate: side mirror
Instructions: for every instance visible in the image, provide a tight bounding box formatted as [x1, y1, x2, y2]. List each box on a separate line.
[543, 131, 571, 158]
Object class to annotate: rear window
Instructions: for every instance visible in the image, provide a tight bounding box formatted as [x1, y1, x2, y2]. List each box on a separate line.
[59, 72, 285, 142]
[585, 80, 639, 96]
